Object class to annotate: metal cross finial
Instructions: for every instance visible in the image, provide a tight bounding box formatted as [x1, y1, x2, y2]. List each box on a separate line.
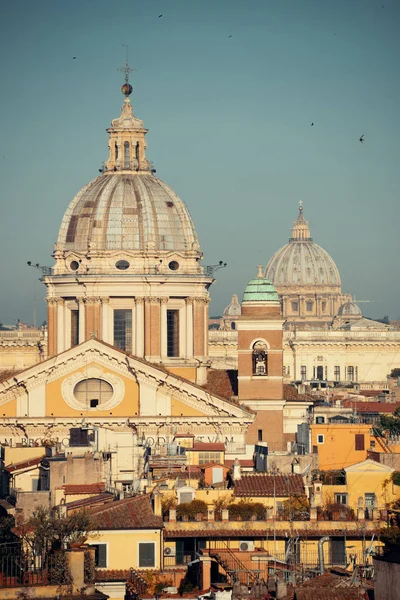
[118, 45, 136, 84]
[299, 200, 303, 212]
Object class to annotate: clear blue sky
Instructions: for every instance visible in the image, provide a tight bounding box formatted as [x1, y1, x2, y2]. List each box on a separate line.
[0, 0, 399, 325]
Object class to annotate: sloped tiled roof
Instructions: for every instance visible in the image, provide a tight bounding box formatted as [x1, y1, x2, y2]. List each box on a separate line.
[65, 493, 114, 511]
[202, 369, 238, 399]
[62, 483, 105, 495]
[225, 459, 254, 469]
[342, 400, 400, 413]
[5, 456, 45, 472]
[191, 442, 225, 452]
[89, 494, 162, 530]
[234, 473, 304, 497]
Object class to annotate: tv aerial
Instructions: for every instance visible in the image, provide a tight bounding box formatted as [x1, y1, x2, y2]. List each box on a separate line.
[206, 261, 227, 277]
[27, 261, 52, 276]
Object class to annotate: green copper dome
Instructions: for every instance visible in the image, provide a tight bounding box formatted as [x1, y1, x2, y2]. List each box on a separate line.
[243, 270, 279, 303]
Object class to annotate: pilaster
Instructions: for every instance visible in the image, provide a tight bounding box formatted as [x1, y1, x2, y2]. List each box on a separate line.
[185, 297, 194, 359]
[135, 297, 144, 358]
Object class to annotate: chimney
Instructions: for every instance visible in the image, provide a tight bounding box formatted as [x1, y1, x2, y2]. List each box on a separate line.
[232, 458, 241, 481]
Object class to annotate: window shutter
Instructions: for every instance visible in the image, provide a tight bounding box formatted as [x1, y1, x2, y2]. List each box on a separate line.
[179, 492, 193, 504]
[97, 544, 107, 568]
[139, 543, 155, 567]
[355, 434, 365, 451]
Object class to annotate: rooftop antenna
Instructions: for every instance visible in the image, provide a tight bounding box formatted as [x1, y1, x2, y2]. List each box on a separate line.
[206, 261, 227, 277]
[27, 261, 52, 276]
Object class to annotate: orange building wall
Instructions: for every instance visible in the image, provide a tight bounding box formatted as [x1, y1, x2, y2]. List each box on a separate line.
[311, 424, 372, 470]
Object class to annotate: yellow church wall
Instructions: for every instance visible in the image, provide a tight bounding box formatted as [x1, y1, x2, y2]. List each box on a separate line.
[4, 447, 46, 466]
[45, 362, 139, 417]
[167, 367, 197, 382]
[171, 398, 206, 417]
[88, 529, 162, 571]
[0, 398, 17, 418]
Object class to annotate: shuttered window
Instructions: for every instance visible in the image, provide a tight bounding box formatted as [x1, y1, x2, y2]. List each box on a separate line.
[73, 379, 113, 406]
[92, 544, 107, 568]
[355, 434, 365, 451]
[167, 310, 179, 357]
[139, 543, 155, 568]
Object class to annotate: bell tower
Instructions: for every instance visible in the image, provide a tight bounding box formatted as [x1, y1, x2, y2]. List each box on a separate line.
[237, 267, 285, 450]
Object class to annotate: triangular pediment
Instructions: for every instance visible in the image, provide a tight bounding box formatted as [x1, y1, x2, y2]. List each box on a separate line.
[344, 459, 394, 473]
[0, 339, 253, 422]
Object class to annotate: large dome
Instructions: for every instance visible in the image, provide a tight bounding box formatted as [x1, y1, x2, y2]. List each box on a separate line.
[265, 204, 341, 288]
[57, 172, 199, 253]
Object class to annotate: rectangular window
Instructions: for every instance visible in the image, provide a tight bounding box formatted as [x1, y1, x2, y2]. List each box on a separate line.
[139, 542, 155, 568]
[167, 310, 180, 357]
[258, 429, 263, 442]
[300, 366, 307, 380]
[335, 494, 348, 505]
[291, 301, 299, 312]
[355, 366, 358, 382]
[71, 310, 79, 347]
[306, 301, 313, 312]
[347, 366, 355, 381]
[198, 452, 221, 465]
[355, 433, 365, 451]
[321, 301, 327, 312]
[113, 309, 133, 353]
[317, 434, 324, 444]
[365, 493, 376, 507]
[91, 544, 107, 568]
[334, 366, 340, 381]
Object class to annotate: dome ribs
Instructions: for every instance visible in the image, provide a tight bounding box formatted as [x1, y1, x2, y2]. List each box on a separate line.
[57, 173, 201, 255]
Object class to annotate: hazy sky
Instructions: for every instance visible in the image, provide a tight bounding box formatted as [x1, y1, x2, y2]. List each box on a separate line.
[0, 0, 399, 325]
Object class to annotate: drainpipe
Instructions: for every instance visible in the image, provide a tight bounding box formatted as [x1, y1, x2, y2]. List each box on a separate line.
[318, 536, 330, 574]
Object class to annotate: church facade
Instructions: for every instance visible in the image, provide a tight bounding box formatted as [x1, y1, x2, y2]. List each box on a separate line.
[1, 70, 308, 491]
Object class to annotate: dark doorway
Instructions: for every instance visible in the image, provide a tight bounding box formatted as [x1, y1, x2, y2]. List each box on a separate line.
[316, 366, 324, 380]
[330, 538, 346, 566]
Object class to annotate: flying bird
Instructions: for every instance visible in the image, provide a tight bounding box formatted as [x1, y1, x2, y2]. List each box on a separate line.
[359, 134, 365, 143]
[158, 14, 163, 18]
[228, 35, 232, 38]
[72, 57, 77, 59]
[311, 123, 314, 126]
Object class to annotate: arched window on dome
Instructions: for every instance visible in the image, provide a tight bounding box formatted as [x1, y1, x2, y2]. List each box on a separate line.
[135, 142, 139, 159]
[124, 141, 130, 169]
[115, 143, 119, 160]
[231, 322, 236, 330]
[252, 341, 268, 376]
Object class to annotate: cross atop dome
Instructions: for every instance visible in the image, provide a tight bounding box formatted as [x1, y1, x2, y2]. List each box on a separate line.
[291, 201, 311, 241]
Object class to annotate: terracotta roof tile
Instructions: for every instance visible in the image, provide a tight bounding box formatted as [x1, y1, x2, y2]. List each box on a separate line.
[202, 369, 238, 399]
[5, 456, 45, 472]
[234, 473, 304, 497]
[65, 493, 114, 510]
[89, 494, 162, 530]
[225, 459, 254, 468]
[191, 443, 225, 452]
[342, 400, 400, 413]
[62, 482, 105, 495]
